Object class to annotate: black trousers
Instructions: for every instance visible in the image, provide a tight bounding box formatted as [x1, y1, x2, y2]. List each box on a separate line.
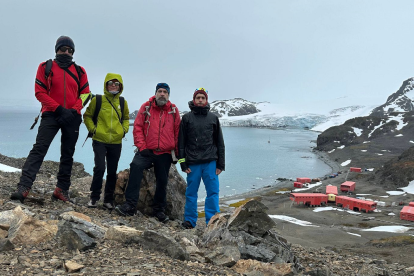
[125, 151, 172, 213]
[90, 140, 122, 202]
[19, 111, 81, 190]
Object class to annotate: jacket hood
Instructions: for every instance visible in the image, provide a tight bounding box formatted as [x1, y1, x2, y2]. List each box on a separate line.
[188, 101, 210, 114]
[148, 95, 172, 109]
[104, 73, 124, 97]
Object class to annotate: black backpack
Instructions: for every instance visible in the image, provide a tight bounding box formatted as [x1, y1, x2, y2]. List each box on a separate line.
[30, 59, 89, 129]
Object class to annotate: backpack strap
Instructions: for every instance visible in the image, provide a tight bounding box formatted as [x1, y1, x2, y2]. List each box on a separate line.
[143, 101, 151, 122]
[119, 96, 125, 121]
[168, 104, 177, 123]
[92, 95, 102, 126]
[45, 59, 53, 79]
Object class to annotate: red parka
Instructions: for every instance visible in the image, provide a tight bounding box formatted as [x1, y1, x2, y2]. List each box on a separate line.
[35, 60, 90, 114]
[133, 96, 181, 155]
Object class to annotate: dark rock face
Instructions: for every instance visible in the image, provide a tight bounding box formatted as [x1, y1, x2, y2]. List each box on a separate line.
[0, 239, 14, 252]
[114, 165, 187, 220]
[56, 221, 97, 251]
[371, 77, 414, 117]
[135, 230, 189, 261]
[376, 146, 414, 188]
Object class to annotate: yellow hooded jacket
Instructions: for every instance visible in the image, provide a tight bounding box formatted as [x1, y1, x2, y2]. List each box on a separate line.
[83, 73, 129, 144]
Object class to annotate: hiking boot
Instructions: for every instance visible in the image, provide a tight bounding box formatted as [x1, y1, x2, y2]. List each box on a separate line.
[51, 187, 71, 203]
[87, 199, 98, 208]
[182, 221, 194, 229]
[10, 185, 31, 203]
[115, 203, 136, 216]
[154, 212, 169, 223]
[103, 202, 115, 210]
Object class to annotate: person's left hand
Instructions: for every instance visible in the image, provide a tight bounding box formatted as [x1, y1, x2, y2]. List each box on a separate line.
[216, 168, 222, 175]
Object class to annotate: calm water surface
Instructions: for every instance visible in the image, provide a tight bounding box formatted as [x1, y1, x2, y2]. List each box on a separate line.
[0, 111, 331, 198]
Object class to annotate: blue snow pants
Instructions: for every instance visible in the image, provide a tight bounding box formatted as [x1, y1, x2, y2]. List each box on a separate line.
[184, 160, 220, 227]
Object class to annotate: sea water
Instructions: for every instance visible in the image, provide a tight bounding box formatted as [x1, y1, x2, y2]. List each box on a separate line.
[0, 110, 331, 198]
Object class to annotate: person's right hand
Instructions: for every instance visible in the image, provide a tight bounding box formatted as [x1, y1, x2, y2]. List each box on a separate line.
[139, 149, 152, 157]
[55, 106, 75, 126]
[185, 168, 192, 174]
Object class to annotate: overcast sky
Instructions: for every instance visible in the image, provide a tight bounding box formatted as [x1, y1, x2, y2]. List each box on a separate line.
[1, 1, 413, 113]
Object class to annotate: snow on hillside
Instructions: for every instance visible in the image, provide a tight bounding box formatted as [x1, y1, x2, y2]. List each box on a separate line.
[311, 105, 376, 132]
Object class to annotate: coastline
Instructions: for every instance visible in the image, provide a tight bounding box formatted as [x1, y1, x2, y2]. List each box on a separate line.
[215, 148, 341, 206]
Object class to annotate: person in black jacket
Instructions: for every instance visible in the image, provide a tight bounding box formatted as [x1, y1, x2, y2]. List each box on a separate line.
[178, 88, 225, 229]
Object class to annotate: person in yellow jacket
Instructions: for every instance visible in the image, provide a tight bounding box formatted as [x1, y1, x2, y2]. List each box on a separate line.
[83, 73, 129, 209]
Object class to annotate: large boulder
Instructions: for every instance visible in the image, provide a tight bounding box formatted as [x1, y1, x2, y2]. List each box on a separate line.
[6, 206, 58, 245]
[201, 200, 298, 268]
[114, 165, 186, 220]
[56, 220, 97, 251]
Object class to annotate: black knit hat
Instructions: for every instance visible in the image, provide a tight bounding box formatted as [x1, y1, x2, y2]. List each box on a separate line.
[55, 36, 75, 53]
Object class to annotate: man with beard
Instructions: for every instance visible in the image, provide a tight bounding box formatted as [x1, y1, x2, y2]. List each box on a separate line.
[11, 36, 91, 203]
[115, 83, 180, 222]
[178, 88, 225, 229]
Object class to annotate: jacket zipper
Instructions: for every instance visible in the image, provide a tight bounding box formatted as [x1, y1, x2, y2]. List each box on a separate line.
[157, 110, 163, 150]
[63, 71, 66, 108]
[110, 97, 113, 142]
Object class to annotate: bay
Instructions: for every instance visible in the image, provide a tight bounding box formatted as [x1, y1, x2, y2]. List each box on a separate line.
[0, 111, 331, 199]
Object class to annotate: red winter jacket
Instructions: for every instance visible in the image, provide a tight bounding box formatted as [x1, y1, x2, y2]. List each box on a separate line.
[35, 60, 90, 114]
[133, 96, 181, 155]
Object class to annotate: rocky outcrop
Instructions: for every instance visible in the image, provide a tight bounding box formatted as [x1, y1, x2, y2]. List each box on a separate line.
[114, 165, 187, 220]
[201, 200, 298, 270]
[371, 77, 414, 117]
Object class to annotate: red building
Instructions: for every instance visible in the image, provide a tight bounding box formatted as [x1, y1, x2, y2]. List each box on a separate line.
[325, 185, 338, 195]
[290, 193, 328, 207]
[350, 167, 362, 173]
[293, 182, 304, 188]
[296, 177, 311, 184]
[400, 206, 414, 222]
[340, 181, 356, 192]
[409, 202, 414, 207]
[335, 196, 376, 213]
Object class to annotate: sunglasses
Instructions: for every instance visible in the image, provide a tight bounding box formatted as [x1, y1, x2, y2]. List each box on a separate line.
[59, 46, 74, 54]
[107, 81, 120, 86]
[195, 87, 208, 94]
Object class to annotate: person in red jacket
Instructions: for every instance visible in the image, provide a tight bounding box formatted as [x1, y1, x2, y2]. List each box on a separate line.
[115, 83, 180, 222]
[10, 36, 91, 203]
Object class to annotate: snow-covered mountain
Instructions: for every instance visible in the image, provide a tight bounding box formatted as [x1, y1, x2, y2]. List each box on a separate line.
[210, 98, 260, 117]
[370, 77, 414, 117]
[212, 99, 376, 131]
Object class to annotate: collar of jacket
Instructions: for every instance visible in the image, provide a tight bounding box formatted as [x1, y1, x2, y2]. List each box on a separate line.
[188, 101, 210, 115]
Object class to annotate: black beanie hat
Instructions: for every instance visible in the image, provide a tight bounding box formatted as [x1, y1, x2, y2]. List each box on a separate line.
[155, 83, 170, 95]
[55, 36, 75, 53]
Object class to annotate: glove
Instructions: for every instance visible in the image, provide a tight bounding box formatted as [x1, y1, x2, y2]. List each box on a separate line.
[55, 106, 75, 126]
[139, 149, 152, 157]
[180, 162, 189, 172]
